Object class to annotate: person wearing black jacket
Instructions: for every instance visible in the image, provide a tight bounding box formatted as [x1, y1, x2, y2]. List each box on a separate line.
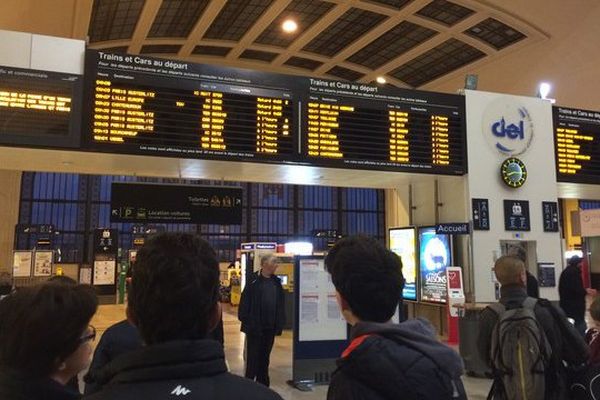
[83, 320, 142, 395]
[325, 235, 467, 400]
[238, 254, 285, 387]
[85, 233, 282, 400]
[559, 255, 591, 336]
[478, 256, 589, 399]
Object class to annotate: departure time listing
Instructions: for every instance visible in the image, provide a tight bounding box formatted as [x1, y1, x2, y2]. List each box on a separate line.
[90, 78, 294, 158]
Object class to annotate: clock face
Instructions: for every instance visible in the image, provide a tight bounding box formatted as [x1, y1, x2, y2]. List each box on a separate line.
[501, 157, 527, 188]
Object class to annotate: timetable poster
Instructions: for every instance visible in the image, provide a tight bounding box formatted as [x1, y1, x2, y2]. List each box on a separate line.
[418, 227, 451, 304]
[83, 50, 297, 163]
[301, 78, 466, 174]
[33, 250, 53, 277]
[553, 106, 600, 183]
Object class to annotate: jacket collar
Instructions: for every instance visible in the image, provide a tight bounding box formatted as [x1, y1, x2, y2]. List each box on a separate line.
[0, 371, 80, 400]
[94, 339, 228, 386]
[499, 284, 528, 302]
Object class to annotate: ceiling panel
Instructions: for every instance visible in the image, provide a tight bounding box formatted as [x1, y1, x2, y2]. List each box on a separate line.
[415, 0, 475, 26]
[326, 65, 365, 81]
[283, 56, 323, 70]
[254, 0, 335, 48]
[240, 49, 279, 62]
[465, 18, 527, 50]
[363, 0, 414, 10]
[390, 38, 485, 87]
[148, 0, 210, 38]
[302, 7, 388, 57]
[140, 44, 182, 54]
[192, 45, 233, 56]
[347, 21, 438, 69]
[203, 0, 274, 41]
[88, 0, 145, 43]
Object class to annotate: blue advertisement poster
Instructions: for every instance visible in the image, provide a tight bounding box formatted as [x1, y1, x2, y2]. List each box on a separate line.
[419, 227, 451, 303]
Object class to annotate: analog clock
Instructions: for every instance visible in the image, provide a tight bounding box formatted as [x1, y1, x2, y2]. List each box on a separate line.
[500, 157, 527, 188]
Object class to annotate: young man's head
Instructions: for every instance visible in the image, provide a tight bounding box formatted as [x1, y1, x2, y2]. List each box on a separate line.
[128, 233, 220, 345]
[590, 296, 600, 324]
[494, 255, 526, 287]
[260, 254, 278, 277]
[325, 235, 404, 325]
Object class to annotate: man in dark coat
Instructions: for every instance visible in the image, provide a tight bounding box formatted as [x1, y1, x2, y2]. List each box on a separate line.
[559, 255, 592, 336]
[84, 319, 142, 394]
[85, 233, 282, 400]
[238, 254, 285, 387]
[325, 235, 467, 400]
[479, 256, 589, 399]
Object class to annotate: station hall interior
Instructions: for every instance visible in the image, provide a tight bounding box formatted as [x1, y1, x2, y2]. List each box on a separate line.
[2, 1, 600, 399]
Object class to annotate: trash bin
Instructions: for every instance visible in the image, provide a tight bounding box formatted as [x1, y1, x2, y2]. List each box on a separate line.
[459, 305, 491, 377]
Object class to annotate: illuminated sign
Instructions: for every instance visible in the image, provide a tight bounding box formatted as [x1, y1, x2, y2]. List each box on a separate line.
[553, 106, 600, 183]
[0, 65, 81, 148]
[302, 79, 466, 174]
[84, 50, 295, 161]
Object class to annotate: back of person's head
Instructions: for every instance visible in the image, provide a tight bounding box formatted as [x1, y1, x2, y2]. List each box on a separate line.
[507, 246, 527, 263]
[47, 275, 77, 285]
[0, 283, 97, 378]
[590, 296, 600, 323]
[325, 235, 404, 323]
[128, 233, 220, 344]
[568, 255, 583, 269]
[494, 256, 526, 286]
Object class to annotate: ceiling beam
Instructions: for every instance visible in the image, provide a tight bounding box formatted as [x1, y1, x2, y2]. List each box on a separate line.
[227, 0, 292, 60]
[71, 0, 94, 40]
[178, 1, 228, 57]
[128, 0, 163, 54]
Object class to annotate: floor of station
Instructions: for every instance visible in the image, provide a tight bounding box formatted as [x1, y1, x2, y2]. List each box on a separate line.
[90, 303, 492, 399]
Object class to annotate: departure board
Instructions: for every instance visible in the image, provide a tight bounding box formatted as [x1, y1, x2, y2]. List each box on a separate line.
[553, 106, 600, 183]
[84, 50, 296, 161]
[301, 79, 466, 174]
[0, 65, 81, 148]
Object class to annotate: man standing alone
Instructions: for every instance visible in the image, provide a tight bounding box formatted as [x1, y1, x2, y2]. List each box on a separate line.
[560, 255, 595, 336]
[239, 254, 285, 387]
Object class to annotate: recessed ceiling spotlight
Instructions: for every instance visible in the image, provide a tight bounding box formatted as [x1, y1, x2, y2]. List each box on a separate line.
[376, 76, 386, 84]
[282, 19, 298, 33]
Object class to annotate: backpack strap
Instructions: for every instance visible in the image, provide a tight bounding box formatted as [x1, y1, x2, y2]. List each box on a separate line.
[522, 297, 538, 310]
[487, 302, 506, 317]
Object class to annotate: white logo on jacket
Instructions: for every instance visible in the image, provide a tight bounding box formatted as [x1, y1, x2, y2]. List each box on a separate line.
[171, 385, 191, 396]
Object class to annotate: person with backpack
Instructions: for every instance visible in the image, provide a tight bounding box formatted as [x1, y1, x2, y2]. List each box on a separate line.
[478, 255, 589, 400]
[325, 235, 467, 400]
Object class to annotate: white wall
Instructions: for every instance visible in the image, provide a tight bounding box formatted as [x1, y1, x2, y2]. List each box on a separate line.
[466, 90, 562, 302]
[0, 29, 84, 74]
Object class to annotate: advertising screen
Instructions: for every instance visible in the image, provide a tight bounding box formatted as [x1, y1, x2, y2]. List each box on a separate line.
[389, 227, 417, 301]
[418, 226, 452, 304]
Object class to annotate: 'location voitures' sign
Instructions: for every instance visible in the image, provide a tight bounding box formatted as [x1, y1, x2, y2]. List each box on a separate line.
[110, 182, 242, 225]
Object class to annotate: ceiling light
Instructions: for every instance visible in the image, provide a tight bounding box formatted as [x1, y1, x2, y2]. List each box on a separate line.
[376, 76, 386, 84]
[282, 19, 298, 33]
[538, 82, 551, 99]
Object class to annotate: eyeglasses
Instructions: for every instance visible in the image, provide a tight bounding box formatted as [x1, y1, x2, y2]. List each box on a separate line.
[79, 325, 96, 344]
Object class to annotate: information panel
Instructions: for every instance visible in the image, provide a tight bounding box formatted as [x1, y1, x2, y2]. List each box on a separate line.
[301, 78, 466, 174]
[84, 50, 296, 161]
[110, 182, 243, 225]
[0, 65, 81, 147]
[553, 106, 600, 183]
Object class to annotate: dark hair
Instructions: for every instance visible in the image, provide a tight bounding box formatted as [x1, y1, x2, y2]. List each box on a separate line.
[47, 275, 77, 285]
[128, 233, 220, 344]
[325, 235, 404, 322]
[0, 283, 97, 378]
[590, 296, 600, 322]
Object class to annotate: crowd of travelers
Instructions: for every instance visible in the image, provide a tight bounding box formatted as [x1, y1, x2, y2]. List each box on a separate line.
[0, 232, 598, 399]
